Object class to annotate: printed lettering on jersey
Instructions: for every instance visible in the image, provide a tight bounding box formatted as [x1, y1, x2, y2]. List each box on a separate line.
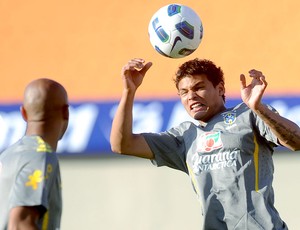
[191, 150, 239, 175]
[25, 170, 43, 190]
[191, 131, 238, 174]
[197, 131, 223, 152]
[222, 111, 237, 125]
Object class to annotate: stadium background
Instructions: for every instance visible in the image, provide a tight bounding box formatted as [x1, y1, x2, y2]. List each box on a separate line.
[1, 0, 300, 229]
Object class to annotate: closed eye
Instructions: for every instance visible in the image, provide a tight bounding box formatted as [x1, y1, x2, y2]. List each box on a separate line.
[178, 90, 188, 97]
[195, 86, 205, 92]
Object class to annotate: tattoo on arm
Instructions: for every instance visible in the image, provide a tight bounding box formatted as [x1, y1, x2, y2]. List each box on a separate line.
[259, 109, 300, 147]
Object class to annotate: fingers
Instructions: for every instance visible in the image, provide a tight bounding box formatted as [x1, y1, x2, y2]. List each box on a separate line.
[129, 58, 146, 69]
[122, 58, 143, 72]
[240, 74, 246, 89]
[240, 69, 268, 89]
[248, 69, 268, 86]
[122, 58, 152, 76]
[127, 58, 150, 70]
[140, 62, 153, 76]
[249, 69, 265, 80]
[249, 69, 263, 77]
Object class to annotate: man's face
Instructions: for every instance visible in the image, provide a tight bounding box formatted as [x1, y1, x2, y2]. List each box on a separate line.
[177, 74, 225, 122]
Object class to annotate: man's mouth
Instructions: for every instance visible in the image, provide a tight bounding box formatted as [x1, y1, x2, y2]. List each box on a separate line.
[190, 102, 207, 111]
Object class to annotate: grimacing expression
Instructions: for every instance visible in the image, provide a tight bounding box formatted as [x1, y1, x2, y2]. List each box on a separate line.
[178, 74, 225, 122]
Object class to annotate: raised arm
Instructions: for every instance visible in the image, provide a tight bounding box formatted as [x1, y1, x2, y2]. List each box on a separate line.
[110, 58, 154, 159]
[240, 69, 300, 151]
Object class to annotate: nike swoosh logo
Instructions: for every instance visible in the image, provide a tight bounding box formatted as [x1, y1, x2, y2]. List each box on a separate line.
[170, 36, 182, 52]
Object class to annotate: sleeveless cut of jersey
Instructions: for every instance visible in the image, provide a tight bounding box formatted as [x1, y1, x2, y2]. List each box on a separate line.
[0, 136, 62, 230]
[142, 103, 288, 230]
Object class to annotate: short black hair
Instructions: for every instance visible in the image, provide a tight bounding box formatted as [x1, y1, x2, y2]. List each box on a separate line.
[174, 58, 225, 101]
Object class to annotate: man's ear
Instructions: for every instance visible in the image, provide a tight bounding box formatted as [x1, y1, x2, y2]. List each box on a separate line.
[62, 105, 69, 120]
[20, 106, 28, 121]
[218, 81, 225, 96]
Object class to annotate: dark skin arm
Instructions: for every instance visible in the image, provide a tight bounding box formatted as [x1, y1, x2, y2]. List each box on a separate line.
[8, 206, 43, 230]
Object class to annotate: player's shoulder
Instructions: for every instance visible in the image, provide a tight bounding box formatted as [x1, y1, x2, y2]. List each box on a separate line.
[229, 102, 258, 115]
[232, 102, 277, 113]
[26, 140, 59, 174]
[231, 102, 249, 111]
[178, 120, 198, 129]
[2, 136, 56, 161]
[169, 121, 198, 136]
[0, 136, 58, 173]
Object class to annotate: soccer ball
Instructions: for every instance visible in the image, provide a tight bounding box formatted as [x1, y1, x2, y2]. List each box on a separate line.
[148, 4, 203, 59]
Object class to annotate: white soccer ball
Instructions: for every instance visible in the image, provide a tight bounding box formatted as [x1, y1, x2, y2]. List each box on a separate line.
[148, 4, 203, 59]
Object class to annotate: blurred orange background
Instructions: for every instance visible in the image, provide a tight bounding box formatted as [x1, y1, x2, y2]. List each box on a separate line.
[1, 0, 300, 103]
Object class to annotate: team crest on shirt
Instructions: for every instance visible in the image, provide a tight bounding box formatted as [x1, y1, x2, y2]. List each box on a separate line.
[222, 111, 236, 125]
[197, 131, 223, 152]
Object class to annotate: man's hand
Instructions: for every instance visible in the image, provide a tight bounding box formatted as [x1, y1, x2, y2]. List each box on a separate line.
[240, 69, 267, 110]
[121, 58, 152, 92]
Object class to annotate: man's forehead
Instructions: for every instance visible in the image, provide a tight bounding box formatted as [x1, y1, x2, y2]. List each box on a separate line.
[178, 74, 208, 88]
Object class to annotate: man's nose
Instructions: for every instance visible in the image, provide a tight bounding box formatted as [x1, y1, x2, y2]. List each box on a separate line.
[187, 90, 197, 99]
